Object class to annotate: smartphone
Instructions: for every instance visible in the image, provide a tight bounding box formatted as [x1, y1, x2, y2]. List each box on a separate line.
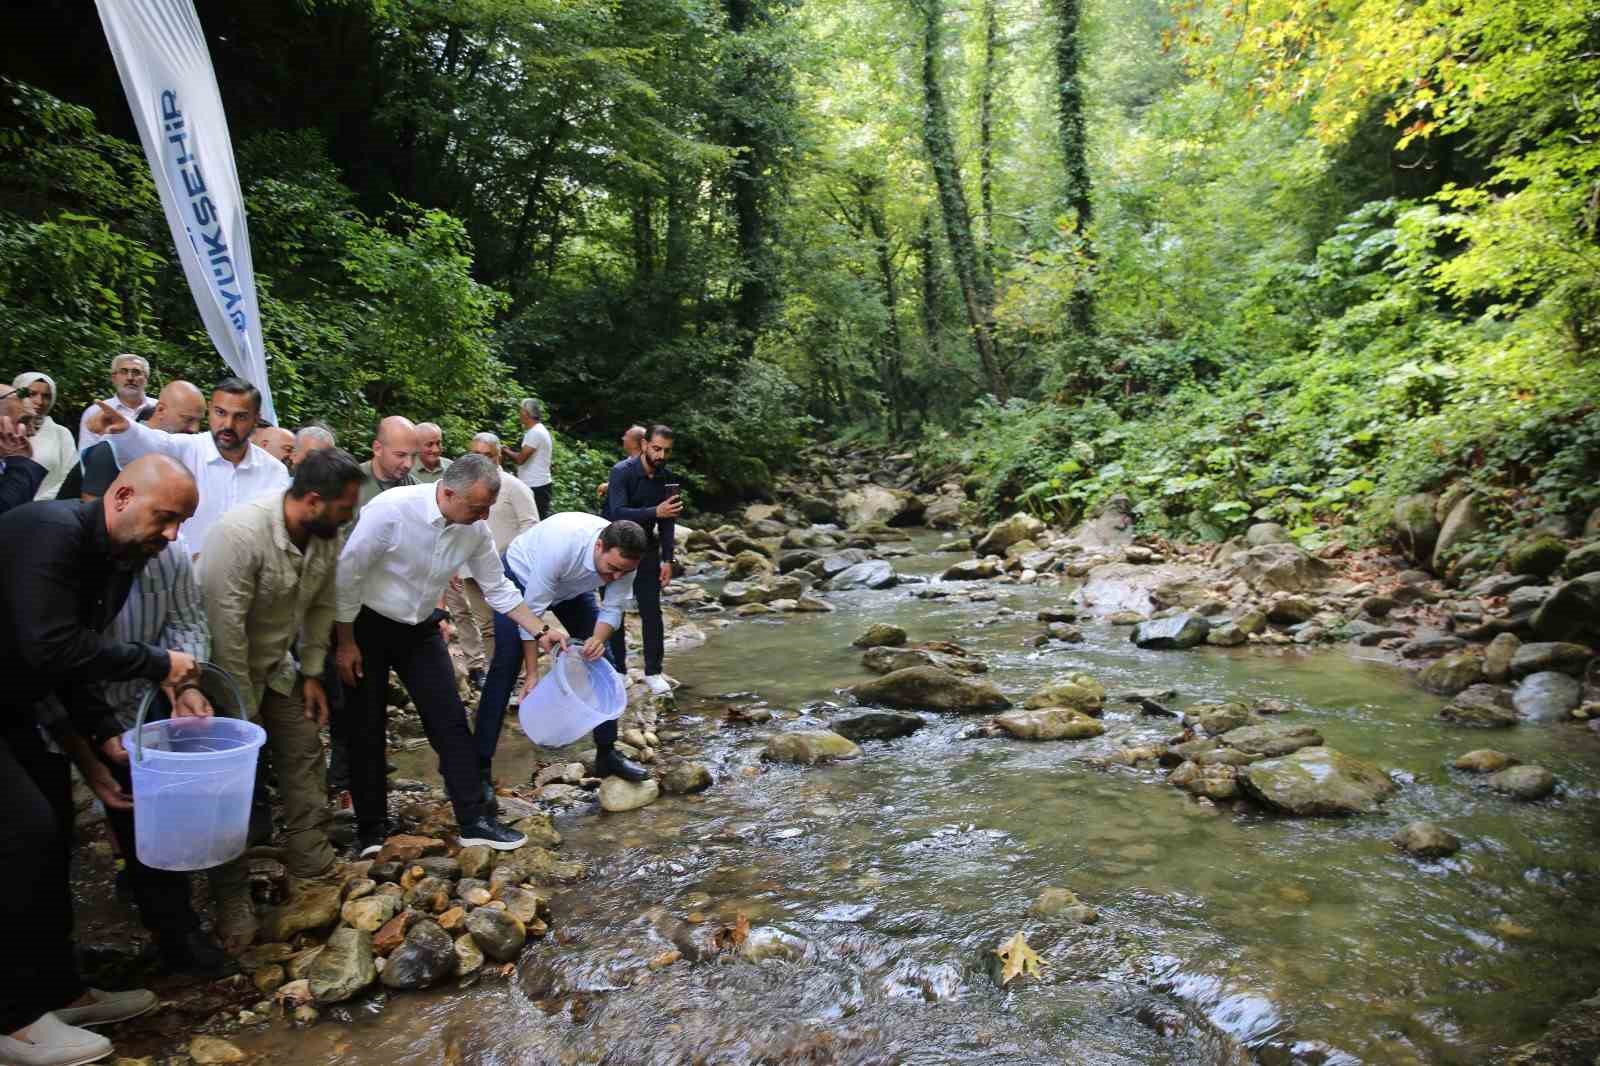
[665, 482, 681, 498]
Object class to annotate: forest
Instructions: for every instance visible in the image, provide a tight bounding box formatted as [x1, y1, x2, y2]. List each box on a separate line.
[1, 0, 1595, 546]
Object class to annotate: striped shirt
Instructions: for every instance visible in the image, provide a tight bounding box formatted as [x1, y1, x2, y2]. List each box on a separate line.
[94, 542, 212, 728]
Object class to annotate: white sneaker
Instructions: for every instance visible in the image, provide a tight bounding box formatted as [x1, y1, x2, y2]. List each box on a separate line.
[51, 987, 158, 1027]
[0, 1013, 112, 1066]
[643, 674, 672, 696]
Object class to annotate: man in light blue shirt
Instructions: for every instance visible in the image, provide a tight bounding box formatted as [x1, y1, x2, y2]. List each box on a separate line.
[477, 512, 648, 796]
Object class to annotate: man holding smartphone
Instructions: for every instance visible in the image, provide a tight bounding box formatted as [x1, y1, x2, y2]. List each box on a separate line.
[602, 424, 681, 695]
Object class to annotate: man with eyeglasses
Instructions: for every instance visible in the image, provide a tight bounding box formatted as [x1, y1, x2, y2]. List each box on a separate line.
[78, 353, 157, 451]
[0, 385, 45, 513]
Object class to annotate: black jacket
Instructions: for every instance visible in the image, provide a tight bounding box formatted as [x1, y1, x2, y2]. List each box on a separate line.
[0, 456, 46, 514]
[604, 454, 676, 561]
[0, 497, 171, 742]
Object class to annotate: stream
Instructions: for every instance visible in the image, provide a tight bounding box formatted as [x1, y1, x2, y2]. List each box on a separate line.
[239, 531, 1600, 1065]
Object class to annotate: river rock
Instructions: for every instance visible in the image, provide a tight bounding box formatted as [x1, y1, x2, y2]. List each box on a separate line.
[1400, 634, 1466, 659]
[1170, 760, 1241, 800]
[1532, 574, 1600, 641]
[1241, 747, 1397, 816]
[1027, 887, 1097, 923]
[793, 494, 839, 524]
[830, 711, 925, 741]
[923, 495, 965, 529]
[993, 708, 1106, 741]
[380, 919, 456, 989]
[661, 762, 714, 794]
[599, 777, 660, 812]
[942, 558, 1000, 581]
[763, 730, 863, 764]
[849, 666, 1011, 713]
[825, 560, 898, 591]
[341, 894, 400, 932]
[451, 932, 485, 977]
[262, 885, 342, 942]
[1392, 822, 1461, 859]
[838, 486, 921, 528]
[1487, 765, 1556, 800]
[1246, 522, 1293, 546]
[861, 646, 984, 676]
[853, 623, 907, 648]
[1130, 612, 1211, 650]
[1483, 633, 1520, 683]
[466, 908, 526, 963]
[1562, 540, 1600, 578]
[791, 594, 835, 613]
[780, 550, 824, 575]
[1441, 684, 1519, 727]
[1434, 492, 1488, 572]
[307, 928, 376, 1004]
[1507, 534, 1569, 578]
[720, 581, 772, 606]
[723, 535, 774, 559]
[1226, 543, 1333, 592]
[975, 513, 1046, 556]
[1206, 624, 1247, 647]
[1194, 703, 1251, 735]
[1513, 672, 1583, 721]
[1393, 493, 1441, 564]
[187, 1037, 247, 1064]
[1022, 673, 1105, 713]
[1454, 749, 1519, 773]
[1220, 723, 1323, 757]
[1267, 596, 1317, 624]
[1510, 642, 1594, 679]
[1418, 652, 1486, 696]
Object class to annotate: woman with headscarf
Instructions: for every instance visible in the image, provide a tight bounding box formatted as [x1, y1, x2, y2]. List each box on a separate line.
[11, 372, 78, 501]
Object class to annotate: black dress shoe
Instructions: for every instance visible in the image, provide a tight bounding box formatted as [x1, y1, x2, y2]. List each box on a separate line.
[594, 749, 649, 782]
[160, 930, 234, 980]
[458, 817, 527, 851]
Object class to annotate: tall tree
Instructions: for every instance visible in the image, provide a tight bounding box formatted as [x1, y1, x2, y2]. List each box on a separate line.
[912, 0, 1007, 401]
[979, 0, 1000, 273]
[1053, 0, 1094, 332]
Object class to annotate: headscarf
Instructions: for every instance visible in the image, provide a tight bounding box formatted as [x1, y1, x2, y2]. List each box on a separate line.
[11, 371, 55, 417]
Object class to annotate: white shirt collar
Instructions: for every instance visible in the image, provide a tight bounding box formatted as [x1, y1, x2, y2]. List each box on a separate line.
[421, 483, 446, 528]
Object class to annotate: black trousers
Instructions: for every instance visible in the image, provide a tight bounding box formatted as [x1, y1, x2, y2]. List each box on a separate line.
[103, 754, 201, 952]
[608, 549, 665, 676]
[0, 721, 84, 1032]
[348, 607, 484, 838]
[532, 484, 552, 522]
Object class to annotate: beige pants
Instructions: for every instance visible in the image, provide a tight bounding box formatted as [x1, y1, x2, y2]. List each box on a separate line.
[445, 578, 496, 672]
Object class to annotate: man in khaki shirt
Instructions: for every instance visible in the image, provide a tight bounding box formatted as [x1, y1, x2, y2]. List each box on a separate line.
[198, 448, 364, 949]
[448, 432, 540, 687]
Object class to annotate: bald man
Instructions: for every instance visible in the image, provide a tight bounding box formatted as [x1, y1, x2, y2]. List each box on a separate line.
[61, 380, 206, 501]
[0, 454, 201, 1056]
[251, 426, 295, 467]
[356, 416, 420, 515]
[413, 421, 452, 485]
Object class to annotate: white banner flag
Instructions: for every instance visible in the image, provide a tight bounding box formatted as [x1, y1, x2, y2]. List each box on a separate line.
[95, 0, 277, 425]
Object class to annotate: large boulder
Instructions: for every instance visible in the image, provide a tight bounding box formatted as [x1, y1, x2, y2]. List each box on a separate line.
[1218, 723, 1324, 757]
[1022, 674, 1106, 714]
[1513, 672, 1583, 721]
[824, 560, 898, 591]
[1531, 574, 1600, 641]
[1418, 652, 1486, 696]
[1433, 492, 1489, 572]
[992, 708, 1106, 741]
[763, 730, 863, 764]
[1224, 543, 1333, 592]
[1506, 534, 1569, 579]
[1130, 613, 1212, 650]
[1240, 747, 1397, 816]
[1393, 493, 1441, 566]
[1487, 765, 1557, 800]
[923, 495, 965, 529]
[848, 666, 1011, 713]
[838, 486, 922, 528]
[1063, 495, 1136, 551]
[972, 513, 1044, 557]
[1510, 642, 1594, 679]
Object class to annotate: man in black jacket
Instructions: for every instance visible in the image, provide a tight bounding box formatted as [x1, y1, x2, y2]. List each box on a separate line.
[0, 383, 45, 512]
[0, 454, 201, 1064]
[603, 424, 681, 694]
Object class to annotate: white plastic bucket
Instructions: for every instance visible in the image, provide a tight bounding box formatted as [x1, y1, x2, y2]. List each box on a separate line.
[518, 651, 626, 747]
[122, 716, 265, 871]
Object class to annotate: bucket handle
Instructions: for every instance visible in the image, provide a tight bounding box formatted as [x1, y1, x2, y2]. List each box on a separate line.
[131, 661, 249, 764]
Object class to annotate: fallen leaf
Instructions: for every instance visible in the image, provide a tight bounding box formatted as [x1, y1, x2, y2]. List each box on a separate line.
[712, 911, 750, 952]
[649, 949, 682, 970]
[994, 931, 1045, 986]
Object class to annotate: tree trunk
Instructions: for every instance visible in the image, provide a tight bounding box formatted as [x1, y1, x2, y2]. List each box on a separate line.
[915, 0, 1007, 400]
[918, 210, 943, 365]
[979, 0, 998, 274]
[853, 175, 908, 438]
[1053, 0, 1094, 333]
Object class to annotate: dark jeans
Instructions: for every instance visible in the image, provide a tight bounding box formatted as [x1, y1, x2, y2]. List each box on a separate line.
[0, 721, 84, 1032]
[323, 647, 349, 791]
[474, 557, 618, 768]
[609, 549, 664, 676]
[532, 484, 552, 522]
[348, 607, 484, 838]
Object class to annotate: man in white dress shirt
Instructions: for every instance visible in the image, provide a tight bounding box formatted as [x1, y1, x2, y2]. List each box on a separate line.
[85, 376, 289, 559]
[335, 454, 562, 855]
[78, 353, 157, 451]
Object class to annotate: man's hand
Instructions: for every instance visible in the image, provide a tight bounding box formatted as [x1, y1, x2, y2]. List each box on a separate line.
[337, 641, 364, 687]
[439, 619, 456, 643]
[596, 482, 609, 498]
[655, 496, 683, 519]
[86, 399, 131, 436]
[580, 634, 609, 661]
[449, 576, 463, 593]
[100, 734, 130, 766]
[165, 650, 200, 687]
[83, 754, 134, 810]
[659, 561, 673, 588]
[302, 677, 330, 728]
[170, 686, 214, 718]
[0, 416, 32, 459]
[536, 629, 567, 656]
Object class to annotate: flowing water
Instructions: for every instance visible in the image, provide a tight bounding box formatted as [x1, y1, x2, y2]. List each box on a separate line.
[242, 533, 1600, 1064]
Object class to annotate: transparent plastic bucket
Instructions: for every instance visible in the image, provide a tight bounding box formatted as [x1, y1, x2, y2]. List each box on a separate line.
[518, 650, 626, 747]
[122, 666, 264, 871]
